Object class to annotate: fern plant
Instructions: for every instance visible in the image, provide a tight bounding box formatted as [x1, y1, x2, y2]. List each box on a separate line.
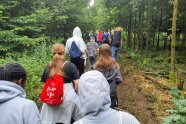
[163, 88, 186, 124]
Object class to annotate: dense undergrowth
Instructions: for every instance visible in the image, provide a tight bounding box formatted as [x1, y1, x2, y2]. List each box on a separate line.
[120, 44, 186, 124]
[0, 43, 51, 107]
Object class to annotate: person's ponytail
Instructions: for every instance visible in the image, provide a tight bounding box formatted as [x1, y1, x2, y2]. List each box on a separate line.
[49, 54, 64, 79]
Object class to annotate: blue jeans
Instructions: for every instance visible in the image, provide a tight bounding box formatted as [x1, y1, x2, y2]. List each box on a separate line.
[112, 46, 119, 61]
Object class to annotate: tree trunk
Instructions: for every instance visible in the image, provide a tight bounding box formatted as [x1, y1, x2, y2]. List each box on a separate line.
[145, 0, 151, 57]
[170, 0, 179, 82]
[163, 35, 167, 50]
[127, 4, 132, 48]
[133, 11, 137, 49]
[140, 3, 145, 55]
[136, 1, 143, 52]
[156, 0, 164, 51]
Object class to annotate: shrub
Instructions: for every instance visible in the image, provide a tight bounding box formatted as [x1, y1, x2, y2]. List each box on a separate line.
[163, 88, 186, 124]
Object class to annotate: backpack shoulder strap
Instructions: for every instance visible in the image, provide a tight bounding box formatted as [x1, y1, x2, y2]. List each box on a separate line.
[63, 61, 68, 66]
[119, 111, 122, 124]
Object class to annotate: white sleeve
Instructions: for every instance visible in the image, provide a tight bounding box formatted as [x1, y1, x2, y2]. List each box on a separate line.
[79, 39, 86, 53]
[65, 40, 70, 54]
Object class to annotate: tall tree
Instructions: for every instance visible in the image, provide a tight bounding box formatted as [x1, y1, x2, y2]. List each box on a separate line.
[170, 0, 179, 81]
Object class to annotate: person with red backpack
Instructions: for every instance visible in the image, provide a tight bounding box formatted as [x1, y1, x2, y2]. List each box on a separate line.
[40, 43, 82, 124]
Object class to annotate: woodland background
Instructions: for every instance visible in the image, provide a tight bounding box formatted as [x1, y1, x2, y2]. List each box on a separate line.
[0, 0, 186, 123]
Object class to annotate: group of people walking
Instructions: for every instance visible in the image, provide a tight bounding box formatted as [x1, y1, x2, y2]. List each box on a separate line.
[0, 26, 140, 124]
[87, 28, 123, 62]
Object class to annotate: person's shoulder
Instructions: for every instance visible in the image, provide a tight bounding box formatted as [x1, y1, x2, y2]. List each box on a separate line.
[64, 61, 76, 68]
[66, 38, 71, 42]
[73, 121, 79, 124]
[87, 42, 91, 45]
[93, 42, 98, 45]
[121, 111, 140, 124]
[18, 97, 38, 108]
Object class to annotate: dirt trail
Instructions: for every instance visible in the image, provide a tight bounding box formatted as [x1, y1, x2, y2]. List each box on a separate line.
[117, 55, 173, 124]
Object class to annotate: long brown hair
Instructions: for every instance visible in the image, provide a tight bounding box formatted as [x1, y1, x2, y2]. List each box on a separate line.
[49, 43, 65, 78]
[94, 44, 119, 72]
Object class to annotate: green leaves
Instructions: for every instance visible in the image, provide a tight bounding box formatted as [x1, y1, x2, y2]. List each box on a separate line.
[163, 88, 186, 124]
[171, 88, 182, 99]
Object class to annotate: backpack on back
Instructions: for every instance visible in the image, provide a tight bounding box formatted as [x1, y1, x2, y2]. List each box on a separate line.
[112, 31, 121, 47]
[40, 74, 64, 106]
[102, 32, 109, 43]
[69, 41, 82, 59]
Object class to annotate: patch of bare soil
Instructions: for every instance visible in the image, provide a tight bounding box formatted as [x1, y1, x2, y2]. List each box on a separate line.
[117, 56, 174, 124]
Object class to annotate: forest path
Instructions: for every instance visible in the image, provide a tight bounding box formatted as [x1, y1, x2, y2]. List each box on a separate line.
[117, 51, 173, 124]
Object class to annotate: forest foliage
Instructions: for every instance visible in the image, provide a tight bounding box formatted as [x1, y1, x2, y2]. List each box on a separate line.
[0, 0, 186, 123]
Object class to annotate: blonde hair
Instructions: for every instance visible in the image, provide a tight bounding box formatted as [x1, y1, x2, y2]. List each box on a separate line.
[94, 44, 119, 72]
[49, 43, 65, 78]
[115, 27, 123, 32]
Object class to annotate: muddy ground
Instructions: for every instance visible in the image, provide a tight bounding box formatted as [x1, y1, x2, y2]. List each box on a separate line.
[117, 55, 174, 124]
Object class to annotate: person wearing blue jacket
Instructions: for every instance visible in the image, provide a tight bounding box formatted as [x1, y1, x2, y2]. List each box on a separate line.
[73, 70, 140, 124]
[0, 63, 41, 124]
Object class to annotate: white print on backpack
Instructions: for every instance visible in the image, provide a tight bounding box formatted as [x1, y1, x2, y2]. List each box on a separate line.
[46, 82, 56, 99]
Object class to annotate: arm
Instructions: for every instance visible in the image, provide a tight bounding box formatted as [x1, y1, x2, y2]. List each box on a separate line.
[41, 64, 49, 83]
[79, 39, 86, 53]
[73, 79, 79, 94]
[97, 48, 99, 54]
[85, 48, 88, 54]
[115, 67, 122, 85]
[65, 40, 70, 54]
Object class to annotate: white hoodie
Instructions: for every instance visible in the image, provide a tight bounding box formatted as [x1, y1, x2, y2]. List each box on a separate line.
[73, 71, 140, 124]
[0, 81, 41, 124]
[65, 27, 86, 59]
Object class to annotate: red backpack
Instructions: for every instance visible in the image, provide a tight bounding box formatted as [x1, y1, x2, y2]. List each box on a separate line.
[40, 74, 64, 106]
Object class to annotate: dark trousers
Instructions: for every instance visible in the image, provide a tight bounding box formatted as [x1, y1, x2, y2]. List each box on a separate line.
[70, 57, 85, 76]
[110, 95, 118, 109]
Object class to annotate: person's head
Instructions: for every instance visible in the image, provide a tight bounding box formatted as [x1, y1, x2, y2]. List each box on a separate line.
[1, 63, 27, 88]
[89, 31, 93, 34]
[115, 27, 123, 32]
[50, 43, 65, 78]
[111, 29, 115, 35]
[0, 67, 10, 81]
[52, 43, 65, 58]
[90, 36, 95, 42]
[73, 26, 82, 38]
[95, 44, 118, 72]
[78, 70, 111, 116]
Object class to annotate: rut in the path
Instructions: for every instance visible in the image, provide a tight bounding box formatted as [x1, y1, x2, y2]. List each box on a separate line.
[117, 75, 158, 124]
[117, 55, 173, 124]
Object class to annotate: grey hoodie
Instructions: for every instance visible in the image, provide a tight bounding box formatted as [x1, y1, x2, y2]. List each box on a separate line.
[0, 81, 41, 124]
[93, 66, 122, 97]
[73, 71, 140, 124]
